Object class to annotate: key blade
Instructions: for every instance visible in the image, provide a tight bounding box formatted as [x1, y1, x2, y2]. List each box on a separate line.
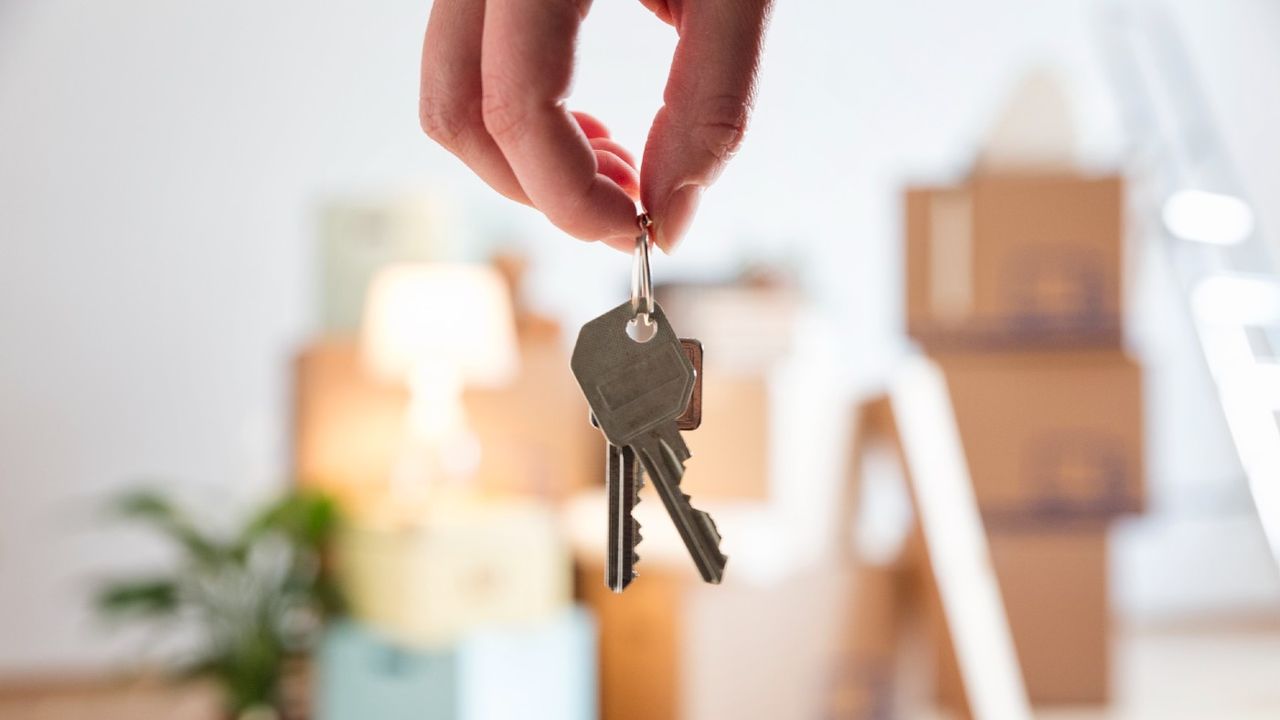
[606, 444, 643, 593]
[634, 425, 728, 584]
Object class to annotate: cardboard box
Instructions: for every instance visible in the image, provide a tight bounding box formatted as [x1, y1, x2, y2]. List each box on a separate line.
[317, 191, 462, 334]
[577, 564, 851, 720]
[655, 280, 799, 375]
[651, 279, 785, 501]
[906, 174, 1124, 349]
[293, 329, 601, 505]
[681, 374, 770, 500]
[822, 562, 904, 720]
[936, 350, 1143, 523]
[933, 528, 1110, 708]
[462, 319, 602, 499]
[294, 338, 406, 508]
[579, 563, 680, 720]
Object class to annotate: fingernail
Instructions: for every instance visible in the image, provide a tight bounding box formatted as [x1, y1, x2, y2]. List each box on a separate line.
[656, 184, 703, 254]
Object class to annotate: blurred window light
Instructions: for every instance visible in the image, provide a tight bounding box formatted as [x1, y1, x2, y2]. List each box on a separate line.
[1249, 362, 1280, 410]
[1161, 190, 1255, 245]
[1192, 275, 1280, 326]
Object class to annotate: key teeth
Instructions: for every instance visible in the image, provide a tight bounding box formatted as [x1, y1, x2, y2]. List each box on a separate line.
[699, 511, 723, 545]
[640, 431, 727, 586]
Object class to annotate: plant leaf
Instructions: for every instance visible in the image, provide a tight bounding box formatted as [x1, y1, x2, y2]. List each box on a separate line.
[110, 489, 226, 566]
[95, 579, 179, 617]
[240, 491, 339, 551]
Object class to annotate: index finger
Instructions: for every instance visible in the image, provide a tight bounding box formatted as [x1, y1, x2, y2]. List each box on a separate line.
[481, 0, 638, 247]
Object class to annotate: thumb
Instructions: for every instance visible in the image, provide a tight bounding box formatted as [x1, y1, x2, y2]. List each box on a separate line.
[640, 0, 772, 253]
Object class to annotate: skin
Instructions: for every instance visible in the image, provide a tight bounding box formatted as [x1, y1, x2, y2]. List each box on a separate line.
[420, 0, 773, 253]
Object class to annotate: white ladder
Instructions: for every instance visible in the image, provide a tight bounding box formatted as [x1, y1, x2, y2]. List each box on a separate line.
[1101, 6, 1280, 568]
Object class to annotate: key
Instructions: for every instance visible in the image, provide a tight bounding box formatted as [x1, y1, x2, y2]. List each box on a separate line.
[573, 301, 727, 585]
[593, 338, 700, 592]
[605, 443, 643, 591]
[591, 412, 646, 592]
[676, 338, 703, 431]
[591, 413, 645, 592]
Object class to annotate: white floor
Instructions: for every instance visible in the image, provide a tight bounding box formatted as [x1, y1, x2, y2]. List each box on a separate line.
[922, 618, 1280, 720]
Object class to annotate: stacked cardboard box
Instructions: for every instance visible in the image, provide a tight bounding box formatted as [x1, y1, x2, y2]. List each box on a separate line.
[576, 562, 860, 720]
[904, 170, 1142, 708]
[655, 278, 799, 501]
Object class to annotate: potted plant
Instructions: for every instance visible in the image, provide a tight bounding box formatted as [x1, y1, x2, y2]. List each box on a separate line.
[95, 488, 343, 720]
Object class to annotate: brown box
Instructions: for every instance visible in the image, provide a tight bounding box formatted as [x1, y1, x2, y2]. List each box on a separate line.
[577, 563, 854, 720]
[934, 528, 1110, 707]
[906, 174, 1124, 349]
[681, 374, 770, 500]
[293, 327, 600, 505]
[935, 350, 1144, 523]
[293, 337, 406, 507]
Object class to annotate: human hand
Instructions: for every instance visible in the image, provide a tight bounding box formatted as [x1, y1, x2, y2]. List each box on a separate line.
[419, 0, 771, 253]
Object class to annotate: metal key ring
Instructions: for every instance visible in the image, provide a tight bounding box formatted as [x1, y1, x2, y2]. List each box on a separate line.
[631, 213, 655, 321]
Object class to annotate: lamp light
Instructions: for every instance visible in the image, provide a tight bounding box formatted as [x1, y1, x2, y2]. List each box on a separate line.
[361, 263, 519, 502]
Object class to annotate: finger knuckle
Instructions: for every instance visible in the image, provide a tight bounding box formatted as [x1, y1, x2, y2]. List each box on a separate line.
[480, 73, 534, 144]
[419, 86, 479, 148]
[691, 94, 751, 163]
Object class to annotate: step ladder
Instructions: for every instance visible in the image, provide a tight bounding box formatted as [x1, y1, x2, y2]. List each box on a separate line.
[1101, 6, 1280, 567]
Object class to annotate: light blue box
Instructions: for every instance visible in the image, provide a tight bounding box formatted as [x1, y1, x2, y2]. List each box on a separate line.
[317, 621, 457, 720]
[317, 608, 596, 720]
[457, 607, 597, 720]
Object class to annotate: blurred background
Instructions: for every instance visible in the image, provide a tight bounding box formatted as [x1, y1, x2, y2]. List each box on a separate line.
[3, 0, 1280, 718]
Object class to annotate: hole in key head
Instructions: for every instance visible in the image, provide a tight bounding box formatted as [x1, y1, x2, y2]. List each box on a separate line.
[627, 313, 657, 343]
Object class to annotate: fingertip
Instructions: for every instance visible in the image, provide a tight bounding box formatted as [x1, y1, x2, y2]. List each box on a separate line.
[653, 183, 703, 253]
[589, 137, 637, 169]
[595, 149, 640, 200]
[571, 111, 611, 140]
[557, 174, 641, 243]
[601, 233, 637, 253]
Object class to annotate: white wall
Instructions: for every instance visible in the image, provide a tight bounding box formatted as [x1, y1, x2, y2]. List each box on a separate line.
[1, 0, 1277, 673]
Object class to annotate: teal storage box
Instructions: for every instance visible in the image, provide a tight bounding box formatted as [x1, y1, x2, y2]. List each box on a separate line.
[318, 621, 457, 720]
[457, 607, 596, 720]
[318, 608, 596, 720]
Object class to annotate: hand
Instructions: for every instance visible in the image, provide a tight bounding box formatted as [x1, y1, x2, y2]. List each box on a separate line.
[419, 0, 771, 253]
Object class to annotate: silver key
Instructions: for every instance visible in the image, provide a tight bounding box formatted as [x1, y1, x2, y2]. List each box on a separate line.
[593, 337, 699, 592]
[573, 301, 727, 585]
[592, 411, 646, 592]
[606, 442, 643, 592]
[591, 407, 645, 591]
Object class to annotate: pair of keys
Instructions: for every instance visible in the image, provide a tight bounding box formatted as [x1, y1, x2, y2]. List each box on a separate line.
[571, 215, 728, 593]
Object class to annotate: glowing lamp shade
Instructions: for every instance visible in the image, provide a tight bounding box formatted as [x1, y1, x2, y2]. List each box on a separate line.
[361, 263, 519, 388]
[360, 263, 519, 500]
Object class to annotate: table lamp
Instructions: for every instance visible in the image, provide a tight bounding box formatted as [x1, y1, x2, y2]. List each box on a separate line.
[360, 263, 519, 504]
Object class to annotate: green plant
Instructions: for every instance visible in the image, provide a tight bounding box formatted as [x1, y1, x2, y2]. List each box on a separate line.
[96, 488, 343, 718]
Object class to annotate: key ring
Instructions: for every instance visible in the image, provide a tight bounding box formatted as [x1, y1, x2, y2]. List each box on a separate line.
[631, 213, 655, 322]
